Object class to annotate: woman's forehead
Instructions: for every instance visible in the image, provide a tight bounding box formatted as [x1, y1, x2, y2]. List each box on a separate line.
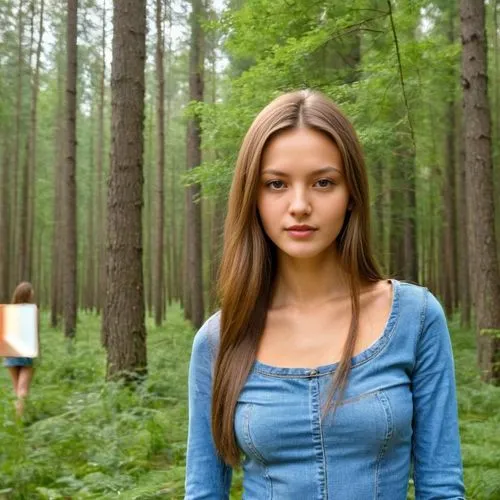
[261, 129, 343, 175]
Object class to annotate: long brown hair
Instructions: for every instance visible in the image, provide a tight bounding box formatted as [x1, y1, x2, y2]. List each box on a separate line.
[11, 281, 35, 304]
[213, 90, 383, 467]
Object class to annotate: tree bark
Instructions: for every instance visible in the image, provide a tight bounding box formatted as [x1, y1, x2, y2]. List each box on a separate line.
[494, 0, 500, 257]
[12, 0, 25, 288]
[50, 47, 64, 328]
[27, 0, 44, 282]
[0, 139, 11, 303]
[442, 7, 458, 314]
[403, 158, 418, 283]
[64, 0, 78, 339]
[104, 0, 147, 380]
[85, 99, 96, 311]
[165, 2, 174, 307]
[185, 0, 205, 328]
[96, 0, 106, 316]
[460, 0, 500, 384]
[154, 0, 166, 326]
[457, 117, 471, 327]
[18, 1, 34, 282]
[145, 99, 153, 317]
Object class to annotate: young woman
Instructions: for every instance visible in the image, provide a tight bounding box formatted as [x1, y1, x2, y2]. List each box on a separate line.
[185, 90, 464, 499]
[3, 281, 38, 417]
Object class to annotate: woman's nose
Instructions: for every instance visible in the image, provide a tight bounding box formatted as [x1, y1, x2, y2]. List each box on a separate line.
[288, 188, 311, 216]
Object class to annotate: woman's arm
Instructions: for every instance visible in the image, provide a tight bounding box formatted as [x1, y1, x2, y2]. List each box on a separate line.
[184, 316, 233, 499]
[411, 290, 465, 499]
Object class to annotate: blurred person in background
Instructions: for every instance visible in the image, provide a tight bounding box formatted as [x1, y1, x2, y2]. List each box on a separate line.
[3, 281, 38, 417]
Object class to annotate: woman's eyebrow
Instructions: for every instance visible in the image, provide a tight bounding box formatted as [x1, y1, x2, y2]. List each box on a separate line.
[261, 166, 342, 176]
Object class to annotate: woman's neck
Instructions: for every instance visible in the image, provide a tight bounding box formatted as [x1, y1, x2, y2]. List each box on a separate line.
[270, 249, 352, 310]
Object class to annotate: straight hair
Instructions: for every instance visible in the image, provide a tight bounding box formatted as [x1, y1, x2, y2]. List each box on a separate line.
[12, 282, 35, 304]
[213, 90, 384, 467]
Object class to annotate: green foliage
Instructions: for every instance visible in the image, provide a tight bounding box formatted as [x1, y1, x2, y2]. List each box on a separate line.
[0, 307, 194, 499]
[0, 308, 499, 498]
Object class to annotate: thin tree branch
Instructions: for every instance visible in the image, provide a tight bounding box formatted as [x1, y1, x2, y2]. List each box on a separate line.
[387, 0, 416, 154]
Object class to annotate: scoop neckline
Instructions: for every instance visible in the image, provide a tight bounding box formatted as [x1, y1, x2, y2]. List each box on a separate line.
[252, 278, 400, 377]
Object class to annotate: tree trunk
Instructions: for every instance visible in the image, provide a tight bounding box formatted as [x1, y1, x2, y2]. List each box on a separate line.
[403, 157, 418, 283]
[457, 117, 471, 327]
[165, 2, 174, 307]
[27, 0, 44, 283]
[183, 209, 192, 318]
[12, 0, 25, 288]
[371, 161, 384, 266]
[441, 4, 458, 315]
[185, 0, 205, 328]
[460, 0, 500, 384]
[145, 99, 153, 317]
[18, 137, 30, 281]
[209, 196, 225, 312]
[96, 0, 106, 316]
[494, 0, 500, 258]
[50, 47, 64, 329]
[0, 140, 11, 303]
[154, 0, 165, 326]
[389, 157, 405, 279]
[85, 100, 96, 311]
[171, 158, 179, 302]
[104, 0, 147, 380]
[18, 1, 35, 283]
[63, 0, 78, 339]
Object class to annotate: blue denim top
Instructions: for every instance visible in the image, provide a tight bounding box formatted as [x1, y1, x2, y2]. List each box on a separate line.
[184, 280, 465, 499]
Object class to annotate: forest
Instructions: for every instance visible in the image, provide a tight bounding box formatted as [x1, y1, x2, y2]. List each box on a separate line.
[0, 0, 499, 498]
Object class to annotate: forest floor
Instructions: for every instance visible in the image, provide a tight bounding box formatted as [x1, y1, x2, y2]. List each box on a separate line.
[0, 304, 499, 499]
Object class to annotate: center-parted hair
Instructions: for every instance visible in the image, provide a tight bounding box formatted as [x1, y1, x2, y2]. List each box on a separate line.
[213, 90, 383, 467]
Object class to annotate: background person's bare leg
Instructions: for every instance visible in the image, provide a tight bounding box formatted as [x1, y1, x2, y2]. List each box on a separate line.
[15, 366, 34, 417]
[6, 366, 21, 395]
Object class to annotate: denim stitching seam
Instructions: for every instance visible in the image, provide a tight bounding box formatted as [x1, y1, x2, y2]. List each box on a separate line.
[413, 287, 428, 363]
[315, 378, 328, 500]
[244, 403, 273, 499]
[410, 287, 428, 491]
[374, 391, 394, 500]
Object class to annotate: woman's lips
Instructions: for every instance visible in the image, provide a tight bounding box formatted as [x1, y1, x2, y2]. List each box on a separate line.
[286, 228, 317, 238]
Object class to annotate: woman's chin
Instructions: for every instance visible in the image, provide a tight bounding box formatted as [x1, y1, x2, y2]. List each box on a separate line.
[276, 244, 330, 261]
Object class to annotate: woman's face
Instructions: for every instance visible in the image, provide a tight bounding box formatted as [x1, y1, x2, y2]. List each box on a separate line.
[257, 127, 351, 261]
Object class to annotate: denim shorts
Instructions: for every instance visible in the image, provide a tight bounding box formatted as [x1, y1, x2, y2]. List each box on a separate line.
[3, 357, 34, 367]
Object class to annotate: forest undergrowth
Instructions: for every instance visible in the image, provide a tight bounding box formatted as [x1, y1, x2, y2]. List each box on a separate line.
[0, 306, 498, 499]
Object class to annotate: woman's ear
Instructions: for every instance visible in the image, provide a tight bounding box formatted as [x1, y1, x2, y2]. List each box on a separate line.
[347, 200, 354, 211]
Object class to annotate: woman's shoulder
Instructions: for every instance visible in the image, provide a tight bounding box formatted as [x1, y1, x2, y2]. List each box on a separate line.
[191, 310, 222, 360]
[394, 279, 447, 331]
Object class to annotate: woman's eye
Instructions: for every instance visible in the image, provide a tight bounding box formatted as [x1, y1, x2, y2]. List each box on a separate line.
[267, 180, 285, 190]
[315, 179, 334, 188]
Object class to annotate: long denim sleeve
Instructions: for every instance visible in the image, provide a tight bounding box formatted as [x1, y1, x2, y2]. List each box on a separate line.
[411, 291, 465, 499]
[184, 314, 233, 499]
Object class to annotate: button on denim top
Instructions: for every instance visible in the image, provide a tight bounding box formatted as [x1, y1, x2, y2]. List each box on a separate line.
[184, 280, 465, 499]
